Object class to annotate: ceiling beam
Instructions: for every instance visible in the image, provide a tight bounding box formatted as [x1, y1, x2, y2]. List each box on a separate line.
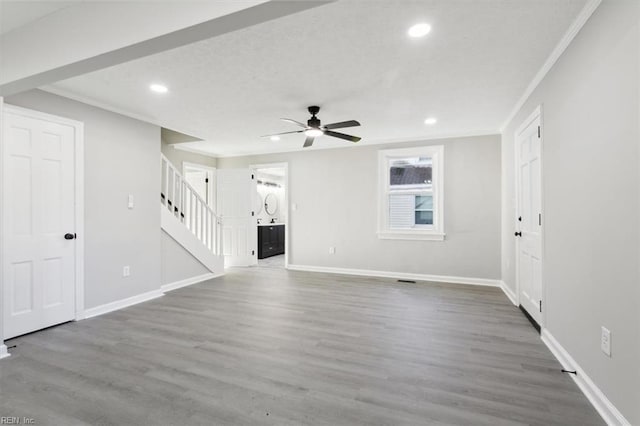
[0, 0, 334, 96]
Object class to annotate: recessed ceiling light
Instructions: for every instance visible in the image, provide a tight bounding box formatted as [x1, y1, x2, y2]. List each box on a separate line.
[270, 136, 280, 141]
[150, 83, 168, 93]
[424, 117, 438, 125]
[408, 23, 431, 38]
[305, 129, 323, 137]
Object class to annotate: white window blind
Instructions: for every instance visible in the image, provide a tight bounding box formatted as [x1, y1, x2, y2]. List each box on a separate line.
[389, 194, 414, 229]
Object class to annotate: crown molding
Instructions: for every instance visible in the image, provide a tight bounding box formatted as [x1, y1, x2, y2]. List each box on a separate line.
[500, 0, 602, 132]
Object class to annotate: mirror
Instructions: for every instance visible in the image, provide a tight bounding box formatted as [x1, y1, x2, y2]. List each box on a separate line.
[264, 193, 278, 216]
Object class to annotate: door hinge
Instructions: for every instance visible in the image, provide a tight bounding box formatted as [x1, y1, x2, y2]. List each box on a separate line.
[537, 126, 541, 138]
[539, 213, 542, 226]
[205, 178, 209, 183]
[539, 300, 542, 312]
[252, 250, 255, 255]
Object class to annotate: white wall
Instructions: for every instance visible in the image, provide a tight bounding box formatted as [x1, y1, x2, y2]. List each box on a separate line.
[161, 230, 209, 285]
[501, 1, 640, 423]
[219, 134, 501, 280]
[6, 89, 162, 310]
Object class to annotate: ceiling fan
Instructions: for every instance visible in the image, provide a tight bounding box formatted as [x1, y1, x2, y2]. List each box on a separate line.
[263, 106, 361, 148]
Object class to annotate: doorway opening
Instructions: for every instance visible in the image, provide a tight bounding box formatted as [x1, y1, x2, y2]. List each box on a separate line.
[252, 164, 288, 269]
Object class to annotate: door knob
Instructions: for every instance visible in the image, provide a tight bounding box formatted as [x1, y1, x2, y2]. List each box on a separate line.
[64, 233, 76, 240]
[514, 231, 522, 237]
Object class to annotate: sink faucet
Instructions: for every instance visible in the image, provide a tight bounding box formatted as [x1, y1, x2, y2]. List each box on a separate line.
[270, 218, 277, 224]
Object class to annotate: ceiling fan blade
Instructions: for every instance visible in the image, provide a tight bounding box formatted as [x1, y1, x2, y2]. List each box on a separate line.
[323, 120, 361, 130]
[324, 130, 361, 143]
[261, 130, 304, 138]
[281, 118, 308, 128]
[303, 136, 315, 148]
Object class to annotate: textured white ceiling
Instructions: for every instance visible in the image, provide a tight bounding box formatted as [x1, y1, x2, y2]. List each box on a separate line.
[0, 1, 76, 35]
[49, 0, 587, 157]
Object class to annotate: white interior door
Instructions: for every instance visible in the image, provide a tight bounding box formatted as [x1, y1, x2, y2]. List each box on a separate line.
[516, 112, 543, 325]
[216, 169, 256, 267]
[185, 169, 208, 201]
[3, 107, 80, 339]
[184, 164, 215, 207]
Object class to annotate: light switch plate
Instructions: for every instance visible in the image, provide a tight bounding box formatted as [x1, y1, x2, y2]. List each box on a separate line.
[601, 326, 611, 357]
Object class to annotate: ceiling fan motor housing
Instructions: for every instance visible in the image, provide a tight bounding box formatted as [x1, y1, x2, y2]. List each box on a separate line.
[308, 116, 321, 128]
[307, 106, 321, 128]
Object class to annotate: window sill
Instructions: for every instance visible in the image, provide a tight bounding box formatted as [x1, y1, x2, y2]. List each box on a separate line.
[377, 231, 445, 241]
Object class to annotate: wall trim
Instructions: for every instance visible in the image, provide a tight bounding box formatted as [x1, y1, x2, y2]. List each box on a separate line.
[287, 264, 501, 287]
[0, 344, 9, 359]
[500, 280, 518, 306]
[173, 144, 219, 159]
[161, 272, 222, 293]
[82, 289, 164, 320]
[499, 0, 602, 131]
[541, 329, 630, 426]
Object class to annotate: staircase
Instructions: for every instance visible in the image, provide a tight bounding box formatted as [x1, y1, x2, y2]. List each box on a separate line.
[160, 154, 224, 273]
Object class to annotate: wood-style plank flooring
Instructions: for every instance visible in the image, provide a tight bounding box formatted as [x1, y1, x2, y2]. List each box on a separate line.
[1, 266, 602, 425]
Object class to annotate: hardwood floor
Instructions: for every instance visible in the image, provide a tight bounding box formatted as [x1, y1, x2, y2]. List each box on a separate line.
[258, 254, 285, 268]
[1, 267, 602, 425]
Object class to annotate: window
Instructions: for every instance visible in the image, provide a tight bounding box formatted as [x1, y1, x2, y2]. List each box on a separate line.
[378, 145, 444, 240]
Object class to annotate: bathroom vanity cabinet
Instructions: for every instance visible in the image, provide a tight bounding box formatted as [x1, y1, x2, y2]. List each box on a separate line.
[258, 224, 285, 259]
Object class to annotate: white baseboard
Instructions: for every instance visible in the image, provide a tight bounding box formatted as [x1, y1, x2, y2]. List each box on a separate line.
[0, 344, 10, 359]
[162, 272, 222, 293]
[82, 289, 164, 320]
[541, 329, 630, 426]
[500, 280, 518, 306]
[287, 264, 501, 287]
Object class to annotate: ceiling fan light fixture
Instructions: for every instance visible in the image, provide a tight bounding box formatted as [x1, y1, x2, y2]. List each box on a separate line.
[270, 136, 280, 141]
[408, 23, 431, 38]
[149, 83, 169, 93]
[305, 128, 323, 137]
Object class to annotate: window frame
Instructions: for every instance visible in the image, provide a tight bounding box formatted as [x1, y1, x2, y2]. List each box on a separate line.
[377, 145, 445, 241]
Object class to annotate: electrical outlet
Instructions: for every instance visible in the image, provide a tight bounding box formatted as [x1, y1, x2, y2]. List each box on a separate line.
[601, 326, 611, 357]
[329, 247, 335, 254]
[123, 266, 130, 277]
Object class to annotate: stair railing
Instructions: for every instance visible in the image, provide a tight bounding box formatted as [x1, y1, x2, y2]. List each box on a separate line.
[161, 154, 221, 256]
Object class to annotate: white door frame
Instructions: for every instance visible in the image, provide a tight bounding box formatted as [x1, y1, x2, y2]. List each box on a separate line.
[250, 162, 289, 269]
[182, 161, 216, 208]
[0, 97, 6, 356]
[514, 105, 545, 326]
[1, 104, 85, 335]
